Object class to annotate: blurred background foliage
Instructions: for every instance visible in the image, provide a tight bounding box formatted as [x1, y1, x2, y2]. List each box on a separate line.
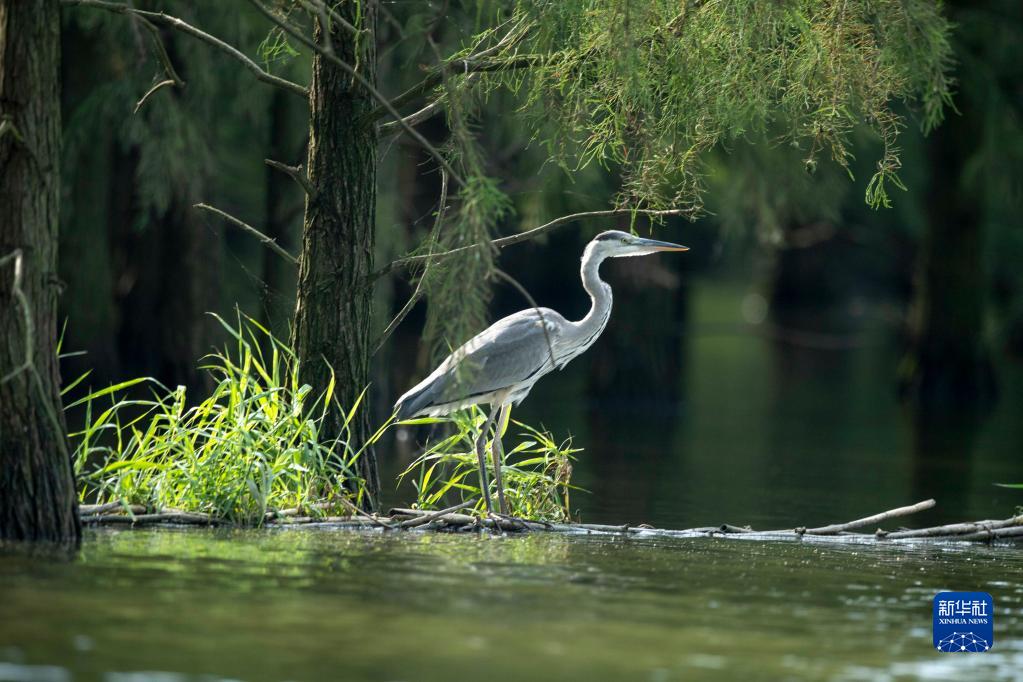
[58, 0, 1021, 521]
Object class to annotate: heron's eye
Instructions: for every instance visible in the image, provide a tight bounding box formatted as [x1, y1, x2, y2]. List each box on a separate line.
[620, 238, 629, 244]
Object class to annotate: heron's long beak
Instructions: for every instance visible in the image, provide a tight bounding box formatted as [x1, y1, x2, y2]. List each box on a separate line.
[636, 237, 689, 252]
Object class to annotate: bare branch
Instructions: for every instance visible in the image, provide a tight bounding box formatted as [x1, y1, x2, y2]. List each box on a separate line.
[371, 54, 542, 123]
[264, 158, 313, 196]
[879, 515, 1023, 540]
[137, 15, 185, 85]
[789, 498, 937, 535]
[61, 0, 308, 98]
[386, 208, 694, 273]
[374, 289, 422, 354]
[194, 203, 299, 265]
[246, 0, 466, 189]
[398, 500, 477, 528]
[378, 17, 534, 133]
[379, 87, 461, 135]
[373, 169, 450, 353]
[133, 78, 176, 114]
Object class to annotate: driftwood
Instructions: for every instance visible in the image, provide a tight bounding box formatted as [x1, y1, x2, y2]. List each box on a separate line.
[74, 498, 1023, 545]
[81, 510, 220, 526]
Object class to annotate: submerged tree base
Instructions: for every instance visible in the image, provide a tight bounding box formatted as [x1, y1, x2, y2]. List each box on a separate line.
[78, 499, 1023, 545]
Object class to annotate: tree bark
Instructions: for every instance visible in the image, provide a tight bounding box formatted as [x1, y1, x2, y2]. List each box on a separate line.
[0, 0, 80, 548]
[293, 8, 380, 507]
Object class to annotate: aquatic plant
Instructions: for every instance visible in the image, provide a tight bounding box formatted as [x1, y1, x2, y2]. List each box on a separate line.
[68, 314, 577, 526]
[399, 409, 579, 523]
[70, 315, 380, 524]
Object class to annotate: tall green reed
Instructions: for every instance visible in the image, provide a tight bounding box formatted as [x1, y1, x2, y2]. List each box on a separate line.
[399, 408, 578, 522]
[69, 314, 380, 524]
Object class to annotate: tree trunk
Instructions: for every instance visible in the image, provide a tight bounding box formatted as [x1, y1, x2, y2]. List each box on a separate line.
[293, 9, 380, 507]
[0, 0, 80, 548]
[899, 98, 996, 415]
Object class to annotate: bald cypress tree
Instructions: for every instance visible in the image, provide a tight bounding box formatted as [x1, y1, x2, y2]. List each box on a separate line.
[0, 0, 80, 548]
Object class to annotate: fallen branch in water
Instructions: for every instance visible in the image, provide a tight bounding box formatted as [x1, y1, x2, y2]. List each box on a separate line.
[79, 502, 146, 516]
[74, 498, 1023, 544]
[796, 498, 937, 535]
[81, 510, 221, 526]
[398, 500, 477, 529]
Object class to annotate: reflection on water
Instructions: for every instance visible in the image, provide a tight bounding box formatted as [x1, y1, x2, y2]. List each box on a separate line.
[1, 529, 1021, 681]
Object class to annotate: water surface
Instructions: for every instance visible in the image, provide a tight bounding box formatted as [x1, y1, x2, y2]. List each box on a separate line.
[1, 528, 1021, 681]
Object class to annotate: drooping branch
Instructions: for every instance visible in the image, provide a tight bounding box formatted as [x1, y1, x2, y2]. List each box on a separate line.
[194, 203, 299, 265]
[373, 169, 450, 354]
[133, 79, 176, 114]
[378, 81, 473, 135]
[245, 0, 466, 189]
[137, 15, 184, 82]
[133, 13, 185, 114]
[61, 0, 308, 98]
[379, 208, 694, 278]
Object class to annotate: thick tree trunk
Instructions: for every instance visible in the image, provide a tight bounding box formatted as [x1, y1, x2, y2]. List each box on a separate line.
[0, 0, 80, 548]
[899, 101, 996, 414]
[293, 9, 380, 506]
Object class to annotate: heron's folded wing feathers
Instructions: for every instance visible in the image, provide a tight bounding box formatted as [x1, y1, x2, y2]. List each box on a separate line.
[433, 308, 565, 401]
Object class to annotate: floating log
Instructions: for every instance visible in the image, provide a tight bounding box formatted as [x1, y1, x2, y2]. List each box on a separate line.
[81, 511, 221, 526]
[75, 498, 1023, 544]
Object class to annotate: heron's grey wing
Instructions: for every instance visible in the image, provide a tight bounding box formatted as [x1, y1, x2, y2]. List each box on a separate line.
[394, 308, 565, 417]
[450, 308, 566, 396]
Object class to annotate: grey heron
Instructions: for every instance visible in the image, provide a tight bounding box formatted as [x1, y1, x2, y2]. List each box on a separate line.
[394, 230, 689, 515]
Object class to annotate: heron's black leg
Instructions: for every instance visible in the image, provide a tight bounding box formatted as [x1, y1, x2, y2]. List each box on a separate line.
[474, 408, 500, 515]
[491, 404, 511, 515]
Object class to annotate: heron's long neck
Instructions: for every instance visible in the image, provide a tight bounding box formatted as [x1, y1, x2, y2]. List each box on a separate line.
[574, 246, 613, 344]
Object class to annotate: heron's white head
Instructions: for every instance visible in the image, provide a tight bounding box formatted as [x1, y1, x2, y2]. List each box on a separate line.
[586, 229, 689, 260]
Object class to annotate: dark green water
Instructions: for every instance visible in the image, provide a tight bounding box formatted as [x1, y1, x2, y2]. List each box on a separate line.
[1, 528, 1021, 681]
[4, 284, 1023, 681]
[390, 284, 1023, 531]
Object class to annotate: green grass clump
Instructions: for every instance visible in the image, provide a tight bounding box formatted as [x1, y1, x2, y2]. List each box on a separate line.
[399, 408, 579, 523]
[70, 315, 376, 524]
